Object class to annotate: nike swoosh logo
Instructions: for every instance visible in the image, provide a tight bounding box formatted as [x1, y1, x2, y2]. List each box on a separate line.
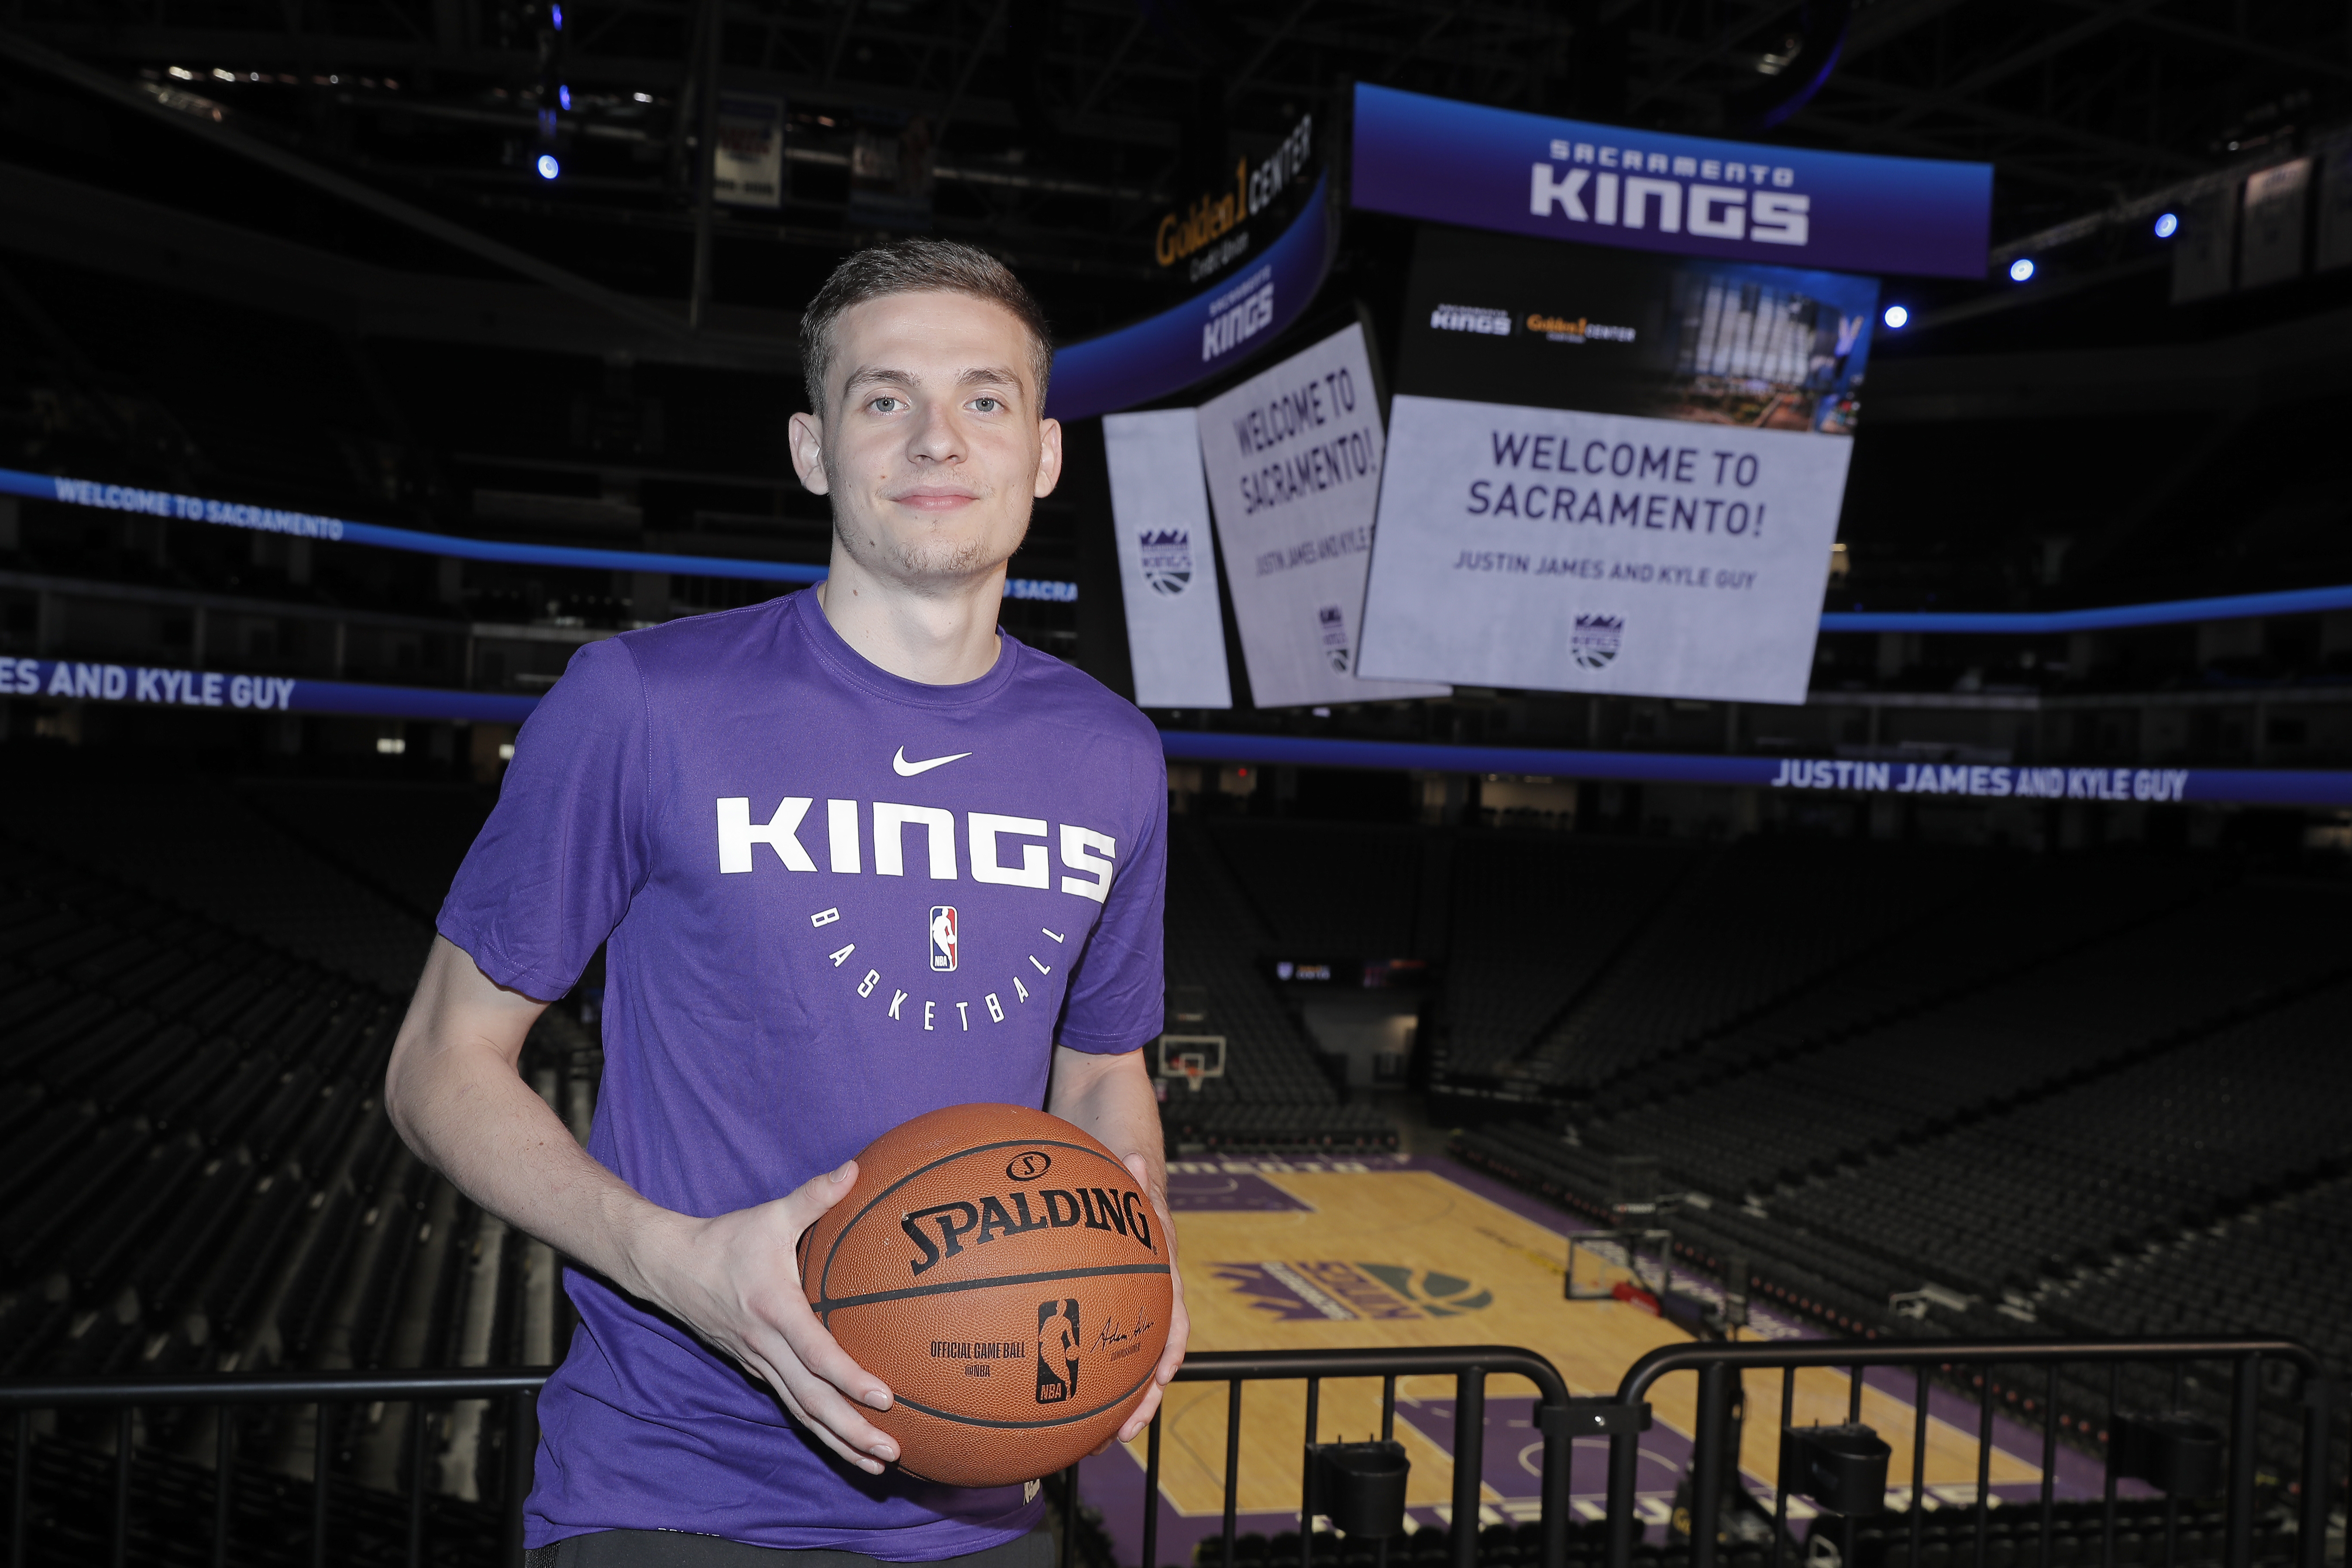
[894, 747, 973, 777]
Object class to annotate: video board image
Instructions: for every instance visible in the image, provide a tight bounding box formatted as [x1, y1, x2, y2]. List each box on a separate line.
[1396, 224, 1880, 437]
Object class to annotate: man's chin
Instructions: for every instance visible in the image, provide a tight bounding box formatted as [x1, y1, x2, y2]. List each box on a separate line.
[838, 520, 1028, 590]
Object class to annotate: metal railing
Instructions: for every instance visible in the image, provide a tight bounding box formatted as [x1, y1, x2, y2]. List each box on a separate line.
[2, 1337, 2340, 1568]
[2, 1367, 543, 1568]
[1153, 1347, 1577, 1568]
[1603, 1337, 2338, 1568]
[0, 1349, 1573, 1568]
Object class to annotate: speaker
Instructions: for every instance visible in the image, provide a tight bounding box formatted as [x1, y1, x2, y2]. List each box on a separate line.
[2110, 1412, 2223, 1498]
[1308, 1441, 1410, 1538]
[1779, 1424, 1891, 1516]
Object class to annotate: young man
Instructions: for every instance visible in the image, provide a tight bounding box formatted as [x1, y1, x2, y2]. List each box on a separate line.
[386, 240, 1184, 1565]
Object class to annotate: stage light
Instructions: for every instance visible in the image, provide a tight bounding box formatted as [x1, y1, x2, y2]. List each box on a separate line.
[551, 3, 564, 27]
[1882, 304, 1909, 330]
[633, 92, 653, 103]
[558, 84, 573, 110]
[2009, 257, 2036, 283]
[2154, 212, 2179, 239]
[536, 153, 561, 180]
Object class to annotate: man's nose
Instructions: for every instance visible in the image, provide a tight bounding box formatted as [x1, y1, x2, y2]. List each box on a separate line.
[905, 399, 965, 463]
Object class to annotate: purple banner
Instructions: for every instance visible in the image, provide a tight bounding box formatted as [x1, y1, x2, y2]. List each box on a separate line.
[1351, 84, 1992, 279]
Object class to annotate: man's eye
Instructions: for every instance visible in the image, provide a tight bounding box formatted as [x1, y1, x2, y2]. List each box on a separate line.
[869, 396, 903, 413]
[970, 397, 1001, 413]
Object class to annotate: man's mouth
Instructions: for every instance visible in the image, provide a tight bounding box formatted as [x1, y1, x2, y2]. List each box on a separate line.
[890, 486, 982, 512]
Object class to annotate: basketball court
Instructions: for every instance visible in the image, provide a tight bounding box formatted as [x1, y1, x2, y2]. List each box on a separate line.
[1078, 1155, 2073, 1567]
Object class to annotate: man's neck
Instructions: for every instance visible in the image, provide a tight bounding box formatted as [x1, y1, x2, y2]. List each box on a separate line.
[815, 551, 1006, 686]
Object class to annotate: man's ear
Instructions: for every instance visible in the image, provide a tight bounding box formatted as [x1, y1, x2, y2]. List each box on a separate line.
[1032, 417, 1064, 500]
[788, 410, 832, 495]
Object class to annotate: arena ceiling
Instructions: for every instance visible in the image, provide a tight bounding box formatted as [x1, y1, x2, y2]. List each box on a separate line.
[4, 0, 2349, 322]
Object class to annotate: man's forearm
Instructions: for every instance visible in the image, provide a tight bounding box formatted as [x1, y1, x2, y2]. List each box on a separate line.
[1045, 1046, 1167, 1200]
[386, 937, 684, 1307]
[390, 1038, 685, 1301]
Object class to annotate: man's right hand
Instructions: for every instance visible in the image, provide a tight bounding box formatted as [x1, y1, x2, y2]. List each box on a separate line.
[386, 937, 901, 1475]
[632, 1159, 901, 1474]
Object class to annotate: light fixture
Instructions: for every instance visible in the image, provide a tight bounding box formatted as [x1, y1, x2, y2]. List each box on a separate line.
[558, 84, 573, 110]
[2008, 257, 2036, 283]
[2153, 212, 2179, 239]
[633, 92, 653, 103]
[376, 737, 407, 755]
[167, 65, 193, 80]
[536, 153, 561, 180]
[551, 3, 565, 27]
[1882, 304, 1909, 329]
[212, 67, 235, 82]
[498, 743, 517, 761]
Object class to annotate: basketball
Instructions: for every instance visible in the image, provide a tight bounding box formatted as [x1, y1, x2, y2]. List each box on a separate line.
[798, 1104, 1174, 1487]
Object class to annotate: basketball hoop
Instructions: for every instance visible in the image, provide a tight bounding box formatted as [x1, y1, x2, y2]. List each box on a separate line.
[1180, 1053, 1206, 1093]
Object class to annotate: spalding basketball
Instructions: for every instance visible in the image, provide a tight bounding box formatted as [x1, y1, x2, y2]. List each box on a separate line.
[799, 1103, 1174, 1487]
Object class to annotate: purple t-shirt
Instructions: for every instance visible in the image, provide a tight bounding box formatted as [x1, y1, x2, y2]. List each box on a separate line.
[436, 588, 1167, 1554]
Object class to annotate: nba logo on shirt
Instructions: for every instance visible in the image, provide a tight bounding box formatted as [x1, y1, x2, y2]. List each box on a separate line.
[929, 906, 958, 971]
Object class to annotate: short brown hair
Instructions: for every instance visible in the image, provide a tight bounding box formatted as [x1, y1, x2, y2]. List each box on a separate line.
[799, 239, 1054, 416]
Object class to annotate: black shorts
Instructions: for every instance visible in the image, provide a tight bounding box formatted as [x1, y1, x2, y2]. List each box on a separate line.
[524, 1526, 1055, 1568]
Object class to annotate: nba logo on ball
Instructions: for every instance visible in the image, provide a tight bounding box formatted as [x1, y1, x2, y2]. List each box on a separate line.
[1035, 1298, 1080, 1403]
[1571, 614, 1623, 670]
[929, 906, 958, 971]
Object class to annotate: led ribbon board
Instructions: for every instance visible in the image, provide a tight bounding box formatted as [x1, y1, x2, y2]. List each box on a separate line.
[1351, 83, 1994, 279]
[1047, 175, 1338, 422]
[0, 467, 1075, 601]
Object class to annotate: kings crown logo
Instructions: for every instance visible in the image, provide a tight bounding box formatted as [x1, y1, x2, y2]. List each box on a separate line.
[1139, 530, 1193, 597]
[1317, 603, 1351, 674]
[1570, 614, 1623, 670]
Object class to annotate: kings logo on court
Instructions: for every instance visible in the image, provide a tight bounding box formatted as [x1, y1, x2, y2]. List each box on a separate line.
[929, 905, 958, 971]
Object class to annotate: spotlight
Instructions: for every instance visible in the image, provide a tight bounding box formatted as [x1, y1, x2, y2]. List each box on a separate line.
[2153, 211, 2179, 239]
[1882, 304, 1909, 330]
[2008, 257, 2036, 283]
[536, 153, 561, 180]
[558, 84, 573, 110]
[551, 3, 564, 27]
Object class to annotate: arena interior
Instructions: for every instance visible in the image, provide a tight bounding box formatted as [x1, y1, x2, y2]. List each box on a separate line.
[3, 4, 2352, 1567]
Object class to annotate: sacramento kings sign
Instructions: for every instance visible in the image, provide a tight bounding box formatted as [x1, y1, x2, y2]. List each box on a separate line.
[1570, 614, 1622, 670]
[1139, 530, 1193, 597]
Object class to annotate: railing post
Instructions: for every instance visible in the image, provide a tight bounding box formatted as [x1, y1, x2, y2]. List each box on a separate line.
[11, 1408, 28, 1568]
[1539, 1395, 1568, 1568]
[1452, 1368, 1484, 1568]
[1222, 1381, 1243, 1568]
[407, 1400, 428, 1568]
[2224, 1355, 2257, 1568]
[1772, 1366, 1795, 1568]
[1142, 1413, 1163, 1568]
[312, 1401, 331, 1568]
[1606, 1419, 1638, 1568]
[212, 1406, 234, 1568]
[2101, 1364, 2119, 1568]
[111, 1407, 132, 1568]
[1689, 1363, 1726, 1568]
[2295, 1375, 2330, 1568]
[508, 1388, 537, 1568]
[1909, 1366, 1928, 1568]
[1302, 1377, 1320, 1568]
[2040, 1366, 2058, 1568]
[1974, 1370, 1994, 1568]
